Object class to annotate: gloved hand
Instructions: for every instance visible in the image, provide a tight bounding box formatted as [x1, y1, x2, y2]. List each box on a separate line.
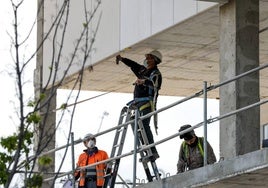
[116, 55, 122, 64]
[135, 79, 145, 85]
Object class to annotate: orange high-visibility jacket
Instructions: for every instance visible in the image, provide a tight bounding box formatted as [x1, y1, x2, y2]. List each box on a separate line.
[75, 149, 109, 187]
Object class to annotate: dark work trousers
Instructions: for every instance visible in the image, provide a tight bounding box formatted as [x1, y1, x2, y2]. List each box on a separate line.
[79, 181, 101, 188]
[132, 107, 158, 155]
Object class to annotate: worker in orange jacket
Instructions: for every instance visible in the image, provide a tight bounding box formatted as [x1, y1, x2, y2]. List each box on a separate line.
[74, 133, 109, 188]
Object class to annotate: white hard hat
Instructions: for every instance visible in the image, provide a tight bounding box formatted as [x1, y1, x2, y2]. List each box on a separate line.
[146, 50, 162, 63]
[83, 133, 95, 141]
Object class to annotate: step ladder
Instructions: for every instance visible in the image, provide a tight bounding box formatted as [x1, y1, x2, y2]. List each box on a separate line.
[103, 105, 161, 188]
[103, 106, 131, 188]
[135, 111, 161, 182]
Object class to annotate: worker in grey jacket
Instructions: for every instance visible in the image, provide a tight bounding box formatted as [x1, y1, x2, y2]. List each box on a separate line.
[177, 124, 216, 173]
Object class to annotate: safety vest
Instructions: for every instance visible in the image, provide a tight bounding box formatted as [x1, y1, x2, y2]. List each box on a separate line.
[74, 149, 108, 187]
[182, 137, 204, 159]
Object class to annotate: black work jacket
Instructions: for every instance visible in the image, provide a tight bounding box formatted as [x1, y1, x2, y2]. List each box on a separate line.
[121, 58, 162, 99]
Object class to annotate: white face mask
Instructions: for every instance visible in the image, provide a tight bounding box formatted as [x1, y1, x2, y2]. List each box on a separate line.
[143, 59, 148, 68]
[87, 140, 95, 148]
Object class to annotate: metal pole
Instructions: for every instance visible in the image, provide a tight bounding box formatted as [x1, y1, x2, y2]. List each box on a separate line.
[97, 111, 109, 133]
[133, 109, 138, 187]
[203, 81, 208, 166]
[71, 132, 75, 188]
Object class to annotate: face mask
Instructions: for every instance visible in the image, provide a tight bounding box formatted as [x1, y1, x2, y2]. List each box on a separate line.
[143, 59, 148, 68]
[87, 140, 95, 148]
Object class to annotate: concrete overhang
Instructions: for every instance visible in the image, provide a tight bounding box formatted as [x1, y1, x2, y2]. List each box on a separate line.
[137, 148, 268, 188]
[62, 1, 268, 101]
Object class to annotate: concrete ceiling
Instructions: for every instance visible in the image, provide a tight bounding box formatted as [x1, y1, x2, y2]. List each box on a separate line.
[62, 2, 268, 100]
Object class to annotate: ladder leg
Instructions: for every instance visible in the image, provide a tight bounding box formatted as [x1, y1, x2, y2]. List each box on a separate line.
[143, 163, 153, 182]
[103, 106, 132, 188]
[109, 159, 121, 188]
[150, 161, 161, 180]
[131, 111, 161, 182]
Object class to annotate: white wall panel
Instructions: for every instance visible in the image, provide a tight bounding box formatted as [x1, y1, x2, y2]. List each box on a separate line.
[91, 0, 120, 63]
[120, 0, 151, 49]
[197, 1, 217, 12]
[43, 0, 120, 86]
[174, 0, 197, 24]
[151, 0, 174, 34]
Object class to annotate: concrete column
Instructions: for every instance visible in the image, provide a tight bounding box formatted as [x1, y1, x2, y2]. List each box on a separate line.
[35, 1, 56, 186]
[219, 0, 260, 159]
[39, 88, 56, 188]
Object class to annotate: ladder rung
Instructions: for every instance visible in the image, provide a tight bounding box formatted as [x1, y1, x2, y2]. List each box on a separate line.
[113, 144, 120, 148]
[116, 128, 124, 132]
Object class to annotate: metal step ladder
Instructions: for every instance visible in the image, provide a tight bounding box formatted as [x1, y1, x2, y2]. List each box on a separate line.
[103, 105, 161, 188]
[103, 106, 131, 188]
[135, 110, 161, 182]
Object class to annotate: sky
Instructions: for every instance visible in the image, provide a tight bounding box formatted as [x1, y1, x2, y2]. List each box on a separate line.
[0, 1, 37, 137]
[0, 1, 219, 187]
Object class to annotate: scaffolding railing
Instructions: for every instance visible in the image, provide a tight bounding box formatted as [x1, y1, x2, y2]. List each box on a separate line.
[42, 62, 268, 186]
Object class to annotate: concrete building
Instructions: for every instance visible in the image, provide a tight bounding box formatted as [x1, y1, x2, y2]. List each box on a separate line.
[36, 0, 268, 187]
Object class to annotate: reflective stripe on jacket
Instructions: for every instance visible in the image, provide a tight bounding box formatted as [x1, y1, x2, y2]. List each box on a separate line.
[75, 149, 109, 187]
[182, 137, 204, 159]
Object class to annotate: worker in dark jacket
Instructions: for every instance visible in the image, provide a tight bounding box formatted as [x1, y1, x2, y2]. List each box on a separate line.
[116, 50, 162, 161]
[177, 124, 216, 173]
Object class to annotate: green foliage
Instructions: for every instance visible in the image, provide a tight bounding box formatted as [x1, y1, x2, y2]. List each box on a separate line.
[22, 130, 33, 156]
[0, 129, 34, 185]
[39, 93, 46, 101]
[27, 100, 36, 107]
[0, 153, 12, 185]
[60, 103, 67, 110]
[26, 112, 41, 124]
[83, 22, 88, 27]
[24, 130, 33, 145]
[38, 156, 52, 167]
[26, 174, 43, 188]
[28, 94, 46, 107]
[0, 134, 18, 153]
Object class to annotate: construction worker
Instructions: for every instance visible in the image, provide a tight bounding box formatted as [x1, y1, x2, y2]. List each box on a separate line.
[116, 50, 162, 161]
[74, 133, 109, 188]
[177, 124, 216, 173]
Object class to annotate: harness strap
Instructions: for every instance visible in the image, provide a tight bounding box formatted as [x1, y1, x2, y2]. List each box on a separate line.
[139, 102, 151, 111]
[149, 70, 161, 134]
[126, 97, 152, 106]
[182, 137, 204, 159]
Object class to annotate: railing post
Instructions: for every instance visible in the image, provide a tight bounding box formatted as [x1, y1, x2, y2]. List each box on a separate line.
[71, 132, 75, 188]
[203, 81, 208, 166]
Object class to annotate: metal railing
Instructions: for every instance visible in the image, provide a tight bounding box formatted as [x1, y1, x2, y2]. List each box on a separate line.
[42, 62, 268, 187]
